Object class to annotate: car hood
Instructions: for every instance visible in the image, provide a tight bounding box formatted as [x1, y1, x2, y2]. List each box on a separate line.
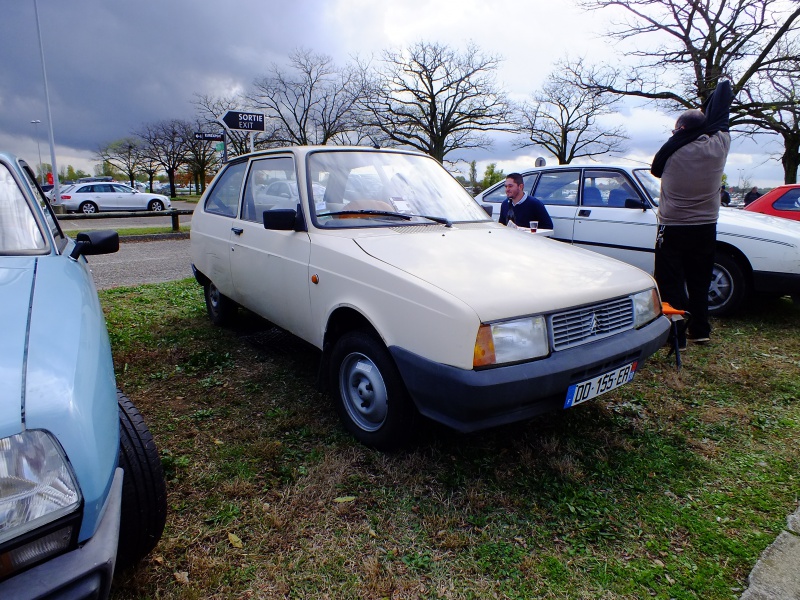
[0, 256, 117, 440]
[0, 258, 35, 435]
[719, 207, 800, 242]
[353, 225, 656, 321]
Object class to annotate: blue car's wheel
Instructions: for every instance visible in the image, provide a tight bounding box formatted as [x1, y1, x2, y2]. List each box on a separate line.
[117, 390, 167, 569]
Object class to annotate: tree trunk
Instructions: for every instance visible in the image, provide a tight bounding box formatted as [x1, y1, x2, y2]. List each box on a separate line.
[781, 134, 799, 184]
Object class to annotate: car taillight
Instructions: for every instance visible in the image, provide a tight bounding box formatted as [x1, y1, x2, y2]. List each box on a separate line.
[60, 195, 71, 200]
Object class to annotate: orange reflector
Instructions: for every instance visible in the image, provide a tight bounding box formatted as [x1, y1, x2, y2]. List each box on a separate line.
[473, 325, 496, 367]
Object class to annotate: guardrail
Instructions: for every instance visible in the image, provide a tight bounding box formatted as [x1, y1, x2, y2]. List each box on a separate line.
[55, 209, 194, 232]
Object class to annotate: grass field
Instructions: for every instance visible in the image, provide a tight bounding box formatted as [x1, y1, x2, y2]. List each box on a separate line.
[103, 280, 799, 599]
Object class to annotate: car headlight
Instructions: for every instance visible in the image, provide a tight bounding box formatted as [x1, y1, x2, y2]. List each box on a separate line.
[633, 287, 661, 329]
[474, 316, 549, 367]
[0, 430, 82, 578]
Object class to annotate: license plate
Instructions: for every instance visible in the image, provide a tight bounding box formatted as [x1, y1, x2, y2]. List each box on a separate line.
[564, 361, 638, 408]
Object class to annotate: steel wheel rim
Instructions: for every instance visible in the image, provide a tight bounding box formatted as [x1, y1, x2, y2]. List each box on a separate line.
[708, 265, 732, 309]
[208, 284, 222, 312]
[339, 351, 388, 432]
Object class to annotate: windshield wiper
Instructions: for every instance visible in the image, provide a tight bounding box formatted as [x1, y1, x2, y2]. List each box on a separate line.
[317, 210, 452, 227]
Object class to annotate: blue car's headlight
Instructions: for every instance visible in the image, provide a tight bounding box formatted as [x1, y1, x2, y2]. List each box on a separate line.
[0, 430, 82, 578]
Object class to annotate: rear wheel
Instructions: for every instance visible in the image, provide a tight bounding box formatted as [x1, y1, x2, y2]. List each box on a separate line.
[117, 390, 167, 569]
[329, 331, 414, 451]
[148, 199, 164, 211]
[204, 281, 236, 325]
[708, 252, 748, 316]
[79, 201, 98, 214]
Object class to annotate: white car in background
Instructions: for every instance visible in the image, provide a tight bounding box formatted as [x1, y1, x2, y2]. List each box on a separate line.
[191, 146, 670, 450]
[476, 164, 800, 316]
[53, 182, 172, 213]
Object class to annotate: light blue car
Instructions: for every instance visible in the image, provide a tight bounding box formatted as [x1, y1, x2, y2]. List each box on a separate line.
[0, 152, 166, 598]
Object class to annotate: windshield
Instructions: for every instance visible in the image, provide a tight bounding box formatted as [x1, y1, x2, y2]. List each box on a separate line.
[307, 150, 490, 228]
[0, 163, 47, 254]
[634, 169, 661, 206]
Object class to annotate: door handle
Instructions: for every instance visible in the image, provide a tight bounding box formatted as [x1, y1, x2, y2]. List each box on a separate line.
[231, 227, 243, 235]
[578, 209, 592, 217]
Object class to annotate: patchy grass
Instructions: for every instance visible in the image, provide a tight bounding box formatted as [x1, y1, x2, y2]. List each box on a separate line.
[104, 281, 799, 599]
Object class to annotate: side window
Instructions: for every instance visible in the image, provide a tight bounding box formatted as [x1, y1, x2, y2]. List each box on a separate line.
[96, 184, 114, 193]
[0, 163, 46, 253]
[523, 173, 539, 195]
[204, 161, 247, 218]
[583, 170, 643, 208]
[773, 188, 800, 211]
[480, 182, 508, 211]
[242, 156, 296, 222]
[532, 171, 580, 206]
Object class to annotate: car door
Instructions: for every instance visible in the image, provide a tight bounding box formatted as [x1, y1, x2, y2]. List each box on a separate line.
[195, 160, 248, 301]
[92, 184, 119, 210]
[111, 184, 136, 210]
[531, 169, 581, 242]
[570, 169, 659, 273]
[229, 155, 314, 341]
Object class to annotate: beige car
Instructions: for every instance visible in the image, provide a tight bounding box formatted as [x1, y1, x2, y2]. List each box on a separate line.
[190, 146, 670, 450]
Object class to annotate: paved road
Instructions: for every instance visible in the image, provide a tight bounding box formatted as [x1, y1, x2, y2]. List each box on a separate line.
[88, 236, 193, 290]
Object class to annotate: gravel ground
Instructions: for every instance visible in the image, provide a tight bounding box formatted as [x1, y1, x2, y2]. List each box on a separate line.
[87, 235, 193, 290]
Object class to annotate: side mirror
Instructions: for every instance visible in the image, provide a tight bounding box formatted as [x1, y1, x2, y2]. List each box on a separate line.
[624, 198, 648, 211]
[69, 230, 119, 260]
[481, 204, 494, 217]
[263, 207, 304, 231]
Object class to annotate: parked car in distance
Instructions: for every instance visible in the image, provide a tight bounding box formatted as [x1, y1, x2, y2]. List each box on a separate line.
[53, 182, 171, 213]
[0, 152, 167, 598]
[191, 146, 670, 450]
[475, 164, 800, 316]
[743, 184, 800, 222]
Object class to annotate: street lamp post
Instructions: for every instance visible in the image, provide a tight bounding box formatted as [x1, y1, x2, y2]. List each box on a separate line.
[31, 119, 43, 183]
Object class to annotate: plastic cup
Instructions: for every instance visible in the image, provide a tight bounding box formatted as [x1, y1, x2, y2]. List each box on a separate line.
[529, 221, 538, 233]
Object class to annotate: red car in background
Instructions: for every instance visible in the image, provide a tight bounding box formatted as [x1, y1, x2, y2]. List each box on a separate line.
[743, 184, 800, 222]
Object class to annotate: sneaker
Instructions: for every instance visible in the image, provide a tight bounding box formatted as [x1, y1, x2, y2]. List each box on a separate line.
[687, 334, 710, 344]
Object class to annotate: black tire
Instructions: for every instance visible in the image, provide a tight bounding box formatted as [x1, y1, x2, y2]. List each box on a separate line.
[117, 390, 167, 569]
[148, 199, 164, 211]
[79, 201, 98, 214]
[329, 331, 415, 451]
[708, 252, 748, 317]
[204, 281, 237, 326]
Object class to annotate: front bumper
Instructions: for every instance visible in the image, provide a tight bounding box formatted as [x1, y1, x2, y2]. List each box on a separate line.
[0, 468, 123, 600]
[390, 316, 670, 433]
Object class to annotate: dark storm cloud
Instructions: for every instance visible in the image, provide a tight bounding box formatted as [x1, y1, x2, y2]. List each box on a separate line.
[0, 0, 335, 152]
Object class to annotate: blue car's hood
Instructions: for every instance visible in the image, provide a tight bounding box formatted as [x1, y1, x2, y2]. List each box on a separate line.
[0, 258, 36, 436]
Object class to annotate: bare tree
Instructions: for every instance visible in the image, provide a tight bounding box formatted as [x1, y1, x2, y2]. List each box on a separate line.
[135, 119, 190, 198]
[183, 119, 220, 194]
[96, 137, 143, 187]
[572, 0, 800, 178]
[737, 40, 800, 183]
[248, 48, 362, 146]
[359, 41, 512, 163]
[516, 61, 628, 164]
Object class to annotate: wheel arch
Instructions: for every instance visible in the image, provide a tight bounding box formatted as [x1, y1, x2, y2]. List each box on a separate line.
[317, 306, 386, 392]
[715, 241, 753, 285]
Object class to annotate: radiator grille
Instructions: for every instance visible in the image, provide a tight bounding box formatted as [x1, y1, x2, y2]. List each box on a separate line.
[550, 298, 634, 350]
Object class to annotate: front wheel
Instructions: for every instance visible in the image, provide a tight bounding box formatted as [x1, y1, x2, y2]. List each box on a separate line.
[204, 281, 236, 326]
[148, 199, 164, 211]
[117, 390, 167, 569]
[329, 331, 415, 451]
[79, 201, 98, 214]
[708, 252, 748, 316]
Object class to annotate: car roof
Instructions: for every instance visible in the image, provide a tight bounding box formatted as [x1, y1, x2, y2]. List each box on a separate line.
[225, 145, 429, 164]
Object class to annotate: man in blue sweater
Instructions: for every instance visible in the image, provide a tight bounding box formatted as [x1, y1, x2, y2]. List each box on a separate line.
[498, 173, 553, 230]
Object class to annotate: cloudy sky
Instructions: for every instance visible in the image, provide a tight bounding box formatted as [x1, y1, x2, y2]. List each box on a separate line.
[0, 0, 787, 188]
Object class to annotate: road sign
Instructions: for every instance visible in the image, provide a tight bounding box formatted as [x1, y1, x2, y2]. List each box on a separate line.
[194, 132, 224, 141]
[222, 111, 265, 131]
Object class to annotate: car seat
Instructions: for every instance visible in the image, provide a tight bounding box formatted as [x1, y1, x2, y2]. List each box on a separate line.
[582, 186, 603, 206]
[607, 188, 628, 207]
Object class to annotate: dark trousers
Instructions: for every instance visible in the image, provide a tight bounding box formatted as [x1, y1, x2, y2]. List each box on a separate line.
[654, 223, 716, 338]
